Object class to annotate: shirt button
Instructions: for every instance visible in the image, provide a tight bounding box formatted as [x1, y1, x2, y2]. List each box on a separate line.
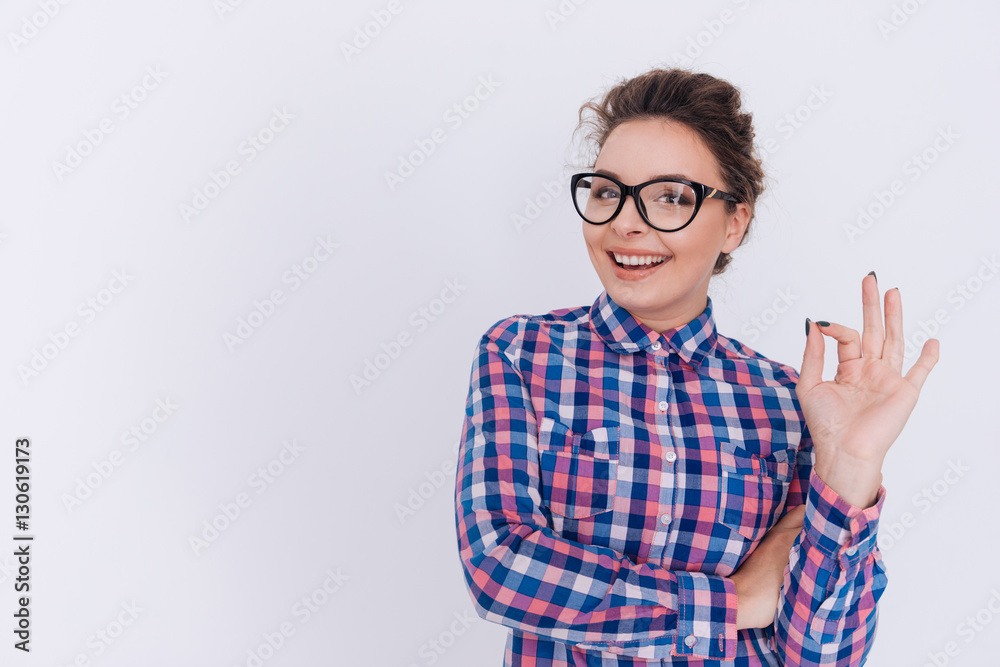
[658, 400, 668, 412]
[660, 513, 671, 526]
[651, 341, 661, 351]
[845, 545, 858, 556]
[665, 451, 677, 463]
[684, 635, 697, 648]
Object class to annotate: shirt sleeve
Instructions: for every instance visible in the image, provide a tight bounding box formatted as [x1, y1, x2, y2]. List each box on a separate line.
[772, 423, 888, 665]
[454, 325, 738, 661]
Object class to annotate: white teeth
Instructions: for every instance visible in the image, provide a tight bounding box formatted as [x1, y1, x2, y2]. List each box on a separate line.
[612, 253, 669, 266]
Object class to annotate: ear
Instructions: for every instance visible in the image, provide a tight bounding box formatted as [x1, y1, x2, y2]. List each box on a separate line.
[721, 202, 751, 254]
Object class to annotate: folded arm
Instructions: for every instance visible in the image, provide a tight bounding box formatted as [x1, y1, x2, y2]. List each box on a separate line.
[454, 328, 739, 660]
[772, 429, 887, 666]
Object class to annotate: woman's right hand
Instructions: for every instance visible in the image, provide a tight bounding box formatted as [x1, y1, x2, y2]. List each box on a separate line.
[729, 504, 806, 630]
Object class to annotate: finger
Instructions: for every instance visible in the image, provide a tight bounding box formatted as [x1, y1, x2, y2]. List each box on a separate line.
[813, 321, 862, 365]
[780, 504, 805, 526]
[903, 338, 941, 393]
[883, 288, 904, 374]
[862, 272, 885, 360]
[798, 317, 826, 394]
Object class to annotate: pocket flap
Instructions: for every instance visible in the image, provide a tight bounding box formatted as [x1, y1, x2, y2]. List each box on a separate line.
[538, 417, 619, 459]
[719, 439, 791, 481]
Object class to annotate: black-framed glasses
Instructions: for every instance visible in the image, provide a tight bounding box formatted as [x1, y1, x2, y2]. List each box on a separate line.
[570, 172, 741, 232]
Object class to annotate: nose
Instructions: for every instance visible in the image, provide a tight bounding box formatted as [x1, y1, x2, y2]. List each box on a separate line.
[610, 193, 648, 236]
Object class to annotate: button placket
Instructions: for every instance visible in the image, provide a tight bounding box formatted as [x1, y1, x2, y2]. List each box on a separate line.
[649, 343, 677, 562]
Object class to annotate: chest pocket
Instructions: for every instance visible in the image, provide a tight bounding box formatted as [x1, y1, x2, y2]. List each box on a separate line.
[537, 417, 618, 520]
[718, 439, 792, 542]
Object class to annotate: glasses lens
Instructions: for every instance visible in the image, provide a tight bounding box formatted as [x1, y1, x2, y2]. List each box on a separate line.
[573, 175, 620, 223]
[639, 181, 697, 231]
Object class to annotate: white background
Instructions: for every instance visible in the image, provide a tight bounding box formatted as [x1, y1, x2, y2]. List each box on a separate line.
[1, 1, 997, 665]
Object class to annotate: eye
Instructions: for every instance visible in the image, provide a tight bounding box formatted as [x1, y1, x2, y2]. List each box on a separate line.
[646, 182, 696, 207]
[659, 192, 681, 205]
[661, 192, 694, 206]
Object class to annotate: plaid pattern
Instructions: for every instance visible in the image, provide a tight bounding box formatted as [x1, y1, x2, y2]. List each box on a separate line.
[455, 290, 887, 665]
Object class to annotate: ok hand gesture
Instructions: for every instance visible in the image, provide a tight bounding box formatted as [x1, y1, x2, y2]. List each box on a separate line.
[797, 272, 940, 508]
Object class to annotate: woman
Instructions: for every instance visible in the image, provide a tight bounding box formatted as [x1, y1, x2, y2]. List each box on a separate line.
[454, 67, 939, 666]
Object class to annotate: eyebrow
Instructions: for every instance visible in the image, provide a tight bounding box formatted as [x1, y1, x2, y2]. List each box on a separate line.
[592, 167, 692, 182]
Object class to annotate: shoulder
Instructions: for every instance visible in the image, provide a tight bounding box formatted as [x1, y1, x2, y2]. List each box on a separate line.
[712, 333, 809, 441]
[712, 330, 802, 389]
[477, 303, 592, 357]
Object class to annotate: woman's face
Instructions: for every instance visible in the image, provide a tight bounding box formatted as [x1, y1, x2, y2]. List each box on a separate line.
[582, 118, 751, 333]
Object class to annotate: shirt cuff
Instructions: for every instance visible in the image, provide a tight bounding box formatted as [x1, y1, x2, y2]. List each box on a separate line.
[803, 469, 886, 566]
[670, 571, 737, 660]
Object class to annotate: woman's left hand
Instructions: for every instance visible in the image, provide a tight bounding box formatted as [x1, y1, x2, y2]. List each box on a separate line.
[797, 273, 940, 508]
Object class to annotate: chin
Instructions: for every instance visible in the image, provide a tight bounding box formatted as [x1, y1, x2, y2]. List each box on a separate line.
[607, 282, 655, 306]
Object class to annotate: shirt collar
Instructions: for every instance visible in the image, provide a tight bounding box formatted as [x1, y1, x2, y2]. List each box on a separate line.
[589, 290, 718, 369]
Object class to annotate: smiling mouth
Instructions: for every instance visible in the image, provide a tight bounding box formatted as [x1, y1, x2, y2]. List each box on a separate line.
[607, 251, 672, 271]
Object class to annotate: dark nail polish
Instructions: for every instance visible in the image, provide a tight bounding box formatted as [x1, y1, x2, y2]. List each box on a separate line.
[805, 317, 810, 336]
[867, 270, 877, 281]
[815, 320, 830, 327]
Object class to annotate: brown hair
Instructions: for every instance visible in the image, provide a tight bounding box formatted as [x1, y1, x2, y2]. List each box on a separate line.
[573, 67, 766, 275]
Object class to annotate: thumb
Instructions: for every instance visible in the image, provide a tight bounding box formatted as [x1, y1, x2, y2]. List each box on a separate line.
[798, 318, 825, 395]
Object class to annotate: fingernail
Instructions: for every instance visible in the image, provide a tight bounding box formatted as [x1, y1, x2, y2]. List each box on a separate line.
[815, 320, 830, 327]
[867, 270, 877, 282]
[805, 317, 811, 336]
